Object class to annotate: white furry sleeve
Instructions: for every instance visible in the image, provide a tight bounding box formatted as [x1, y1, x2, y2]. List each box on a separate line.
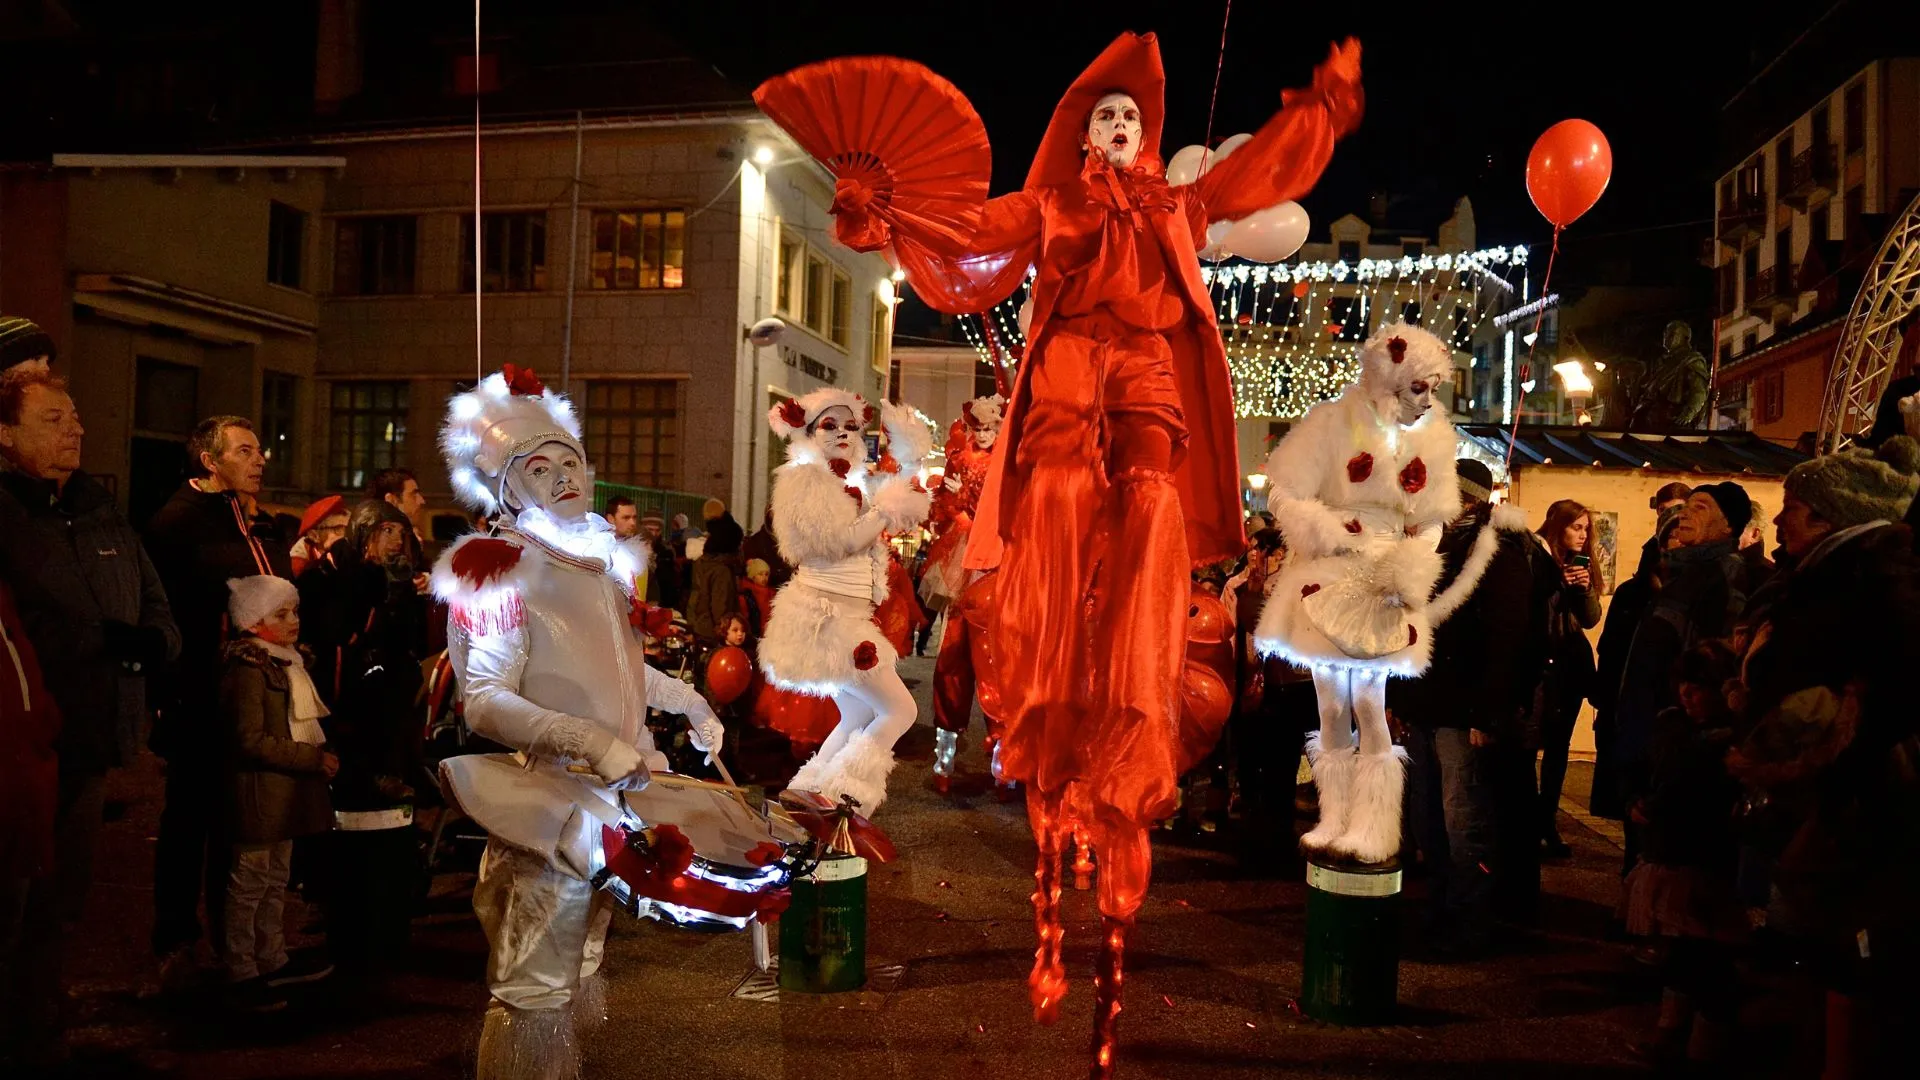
[1264, 403, 1355, 557]
[881, 401, 932, 469]
[872, 474, 932, 532]
[771, 460, 888, 566]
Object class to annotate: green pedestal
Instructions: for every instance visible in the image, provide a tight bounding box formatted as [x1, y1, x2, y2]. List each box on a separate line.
[1300, 857, 1402, 1025]
[778, 854, 868, 993]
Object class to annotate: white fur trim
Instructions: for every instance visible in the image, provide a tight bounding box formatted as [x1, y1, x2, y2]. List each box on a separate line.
[759, 583, 899, 693]
[768, 387, 871, 440]
[816, 730, 898, 813]
[1359, 322, 1453, 394]
[1426, 502, 1530, 627]
[770, 454, 874, 568]
[1300, 741, 1353, 851]
[431, 534, 539, 636]
[872, 475, 931, 532]
[440, 372, 585, 513]
[1330, 747, 1408, 863]
[880, 400, 932, 469]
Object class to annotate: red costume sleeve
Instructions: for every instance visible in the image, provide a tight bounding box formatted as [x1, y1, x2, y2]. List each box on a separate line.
[1190, 39, 1364, 224]
[873, 192, 1043, 316]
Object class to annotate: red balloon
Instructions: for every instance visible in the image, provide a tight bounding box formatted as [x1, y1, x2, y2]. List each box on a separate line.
[1176, 661, 1233, 773]
[1526, 119, 1613, 228]
[1186, 592, 1232, 646]
[706, 646, 753, 705]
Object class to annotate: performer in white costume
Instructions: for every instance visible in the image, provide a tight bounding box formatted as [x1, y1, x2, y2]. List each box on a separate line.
[760, 388, 931, 812]
[1254, 323, 1466, 864]
[431, 367, 725, 1078]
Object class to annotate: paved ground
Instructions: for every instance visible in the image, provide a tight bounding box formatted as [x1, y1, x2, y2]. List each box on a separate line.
[54, 655, 1786, 1079]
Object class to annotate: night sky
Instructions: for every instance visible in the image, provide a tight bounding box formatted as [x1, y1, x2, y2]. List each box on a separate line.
[654, 0, 1835, 287]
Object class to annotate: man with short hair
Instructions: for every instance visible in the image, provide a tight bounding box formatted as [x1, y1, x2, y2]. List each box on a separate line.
[0, 364, 178, 1066]
[606, 495, 639, 539]
[369, 466, 425, 520]
[142, 415, 291, 979]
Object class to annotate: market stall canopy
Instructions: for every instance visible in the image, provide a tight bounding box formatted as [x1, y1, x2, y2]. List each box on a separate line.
[1457, 425, 1810, 477]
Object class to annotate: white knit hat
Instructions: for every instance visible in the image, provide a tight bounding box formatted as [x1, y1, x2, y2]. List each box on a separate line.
[1359, 322, 1453, 394]
[228, 575, 299, 632]
[440, 365, 584, 513]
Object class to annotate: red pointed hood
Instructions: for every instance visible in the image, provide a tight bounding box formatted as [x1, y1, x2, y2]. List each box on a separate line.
[1026, 32, 1166, 190]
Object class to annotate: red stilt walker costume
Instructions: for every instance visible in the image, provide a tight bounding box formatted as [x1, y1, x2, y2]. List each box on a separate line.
[757, 34, 1361, 1075]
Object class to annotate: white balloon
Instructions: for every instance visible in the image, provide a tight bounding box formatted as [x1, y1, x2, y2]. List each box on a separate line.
[748, 317, 788, 347]
[1165, 144, 1210, 186]
[1016, 297, 1034, 337]
[1196, 220, 1235, 261]
[1211, 133, 1253, 165]
[1223, 201, 1310, 263]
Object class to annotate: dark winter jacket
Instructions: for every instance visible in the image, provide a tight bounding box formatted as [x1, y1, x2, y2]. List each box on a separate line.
[1, 580, 60, 878]
[1393, 504, 1548, 743]
[1641, 707, 1739, 870]
[1734, 521, 1920, 949]
[221, 639, 333, 844]
[142, 481, 291, 756]
[1611, 537, 1750, 801]
[1590, 536, 1665, 819]
[0, 467, 180, 773]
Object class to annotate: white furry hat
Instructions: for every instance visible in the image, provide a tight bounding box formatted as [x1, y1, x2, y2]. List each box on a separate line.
[767, 387, 874, 441]
[961, 394, 1005, 430]
[1359, 322, 1453, 394]
[228, 575, 298, 632]
[441, 365, 584, 513]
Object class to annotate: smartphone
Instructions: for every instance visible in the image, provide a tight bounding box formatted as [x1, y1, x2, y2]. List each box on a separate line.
[1568, 553, 1591, 568]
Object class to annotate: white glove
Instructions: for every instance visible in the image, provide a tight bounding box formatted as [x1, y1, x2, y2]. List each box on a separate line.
[687, 708, 724, 762]
[943, 474, 962, 493]
[589, 736, 652, 791]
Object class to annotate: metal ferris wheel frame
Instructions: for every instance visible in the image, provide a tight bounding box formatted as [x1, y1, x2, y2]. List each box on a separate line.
[1819, 188, 1920, 453]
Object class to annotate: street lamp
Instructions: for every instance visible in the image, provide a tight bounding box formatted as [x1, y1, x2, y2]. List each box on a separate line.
[1245, 472, 1268, 492]
[1553, 359, 1595, 425]
[753, 145, 776, 166]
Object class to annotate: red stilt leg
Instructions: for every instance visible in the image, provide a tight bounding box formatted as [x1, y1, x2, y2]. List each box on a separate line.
[1089, 915, 1129, 1080]
[1026, 789, 1069, 1025]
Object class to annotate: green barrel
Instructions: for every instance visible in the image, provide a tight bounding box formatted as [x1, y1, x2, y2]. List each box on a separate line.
[1300, 856, 1402, 1025]
[778, 854, 868, 993]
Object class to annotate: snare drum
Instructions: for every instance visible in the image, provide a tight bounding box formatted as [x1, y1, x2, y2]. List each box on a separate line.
[598, 773, 809, 932]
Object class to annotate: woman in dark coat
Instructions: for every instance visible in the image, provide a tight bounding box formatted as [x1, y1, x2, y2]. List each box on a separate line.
[1534, 500, 1603, 857]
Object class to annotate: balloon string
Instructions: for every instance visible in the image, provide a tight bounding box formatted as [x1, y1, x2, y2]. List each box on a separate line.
[472, 0, 483, 381]
[1502, 226, 1561, 474]
[979, 316, 1013, 399]
[1202, 0, 1233, 152]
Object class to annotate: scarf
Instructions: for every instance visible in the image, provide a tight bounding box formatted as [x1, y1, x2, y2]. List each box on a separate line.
[259, 640, 329, 745]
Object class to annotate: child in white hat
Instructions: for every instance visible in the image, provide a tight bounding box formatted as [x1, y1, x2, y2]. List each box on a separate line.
[219, 575, 338, 1011]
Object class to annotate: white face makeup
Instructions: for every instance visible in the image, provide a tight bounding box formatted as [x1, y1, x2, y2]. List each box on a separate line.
[1085, 92, 1142, 169]
[807, 405, 865, 464]
[1396, 378, 1435, 426]
[972, 424, 1000, 451]
[506, 440, 590, 519]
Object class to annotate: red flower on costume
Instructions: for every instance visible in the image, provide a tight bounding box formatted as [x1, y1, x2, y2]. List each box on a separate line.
[1343, 519, 1363, 534]
[502, 363, 546, 396]
[629, 594, 676, 638]
[829, 458, 852, 478]
[1407, 625, 1418, 646]
[1301, 583, 1321, 597]
[844, 486, 864, 509]
[779, 399, 808, 429]
[852, 641, 879, 670]
[1346, 452, 1374, 483]
[1399, 458, 1428, 494]
[1387, 337, 1407, 364]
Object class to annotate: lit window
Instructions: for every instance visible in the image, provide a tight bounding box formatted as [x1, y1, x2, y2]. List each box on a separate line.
[589, 209, 686, 290]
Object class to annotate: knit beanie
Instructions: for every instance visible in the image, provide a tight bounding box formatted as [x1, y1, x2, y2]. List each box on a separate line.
[1695, 481, 1753, 537]
[1783, 436, 1920, 530]
[1455, 458, 1494, 503]
[0, 316, 54, 371]
[228, 575, 298, 632]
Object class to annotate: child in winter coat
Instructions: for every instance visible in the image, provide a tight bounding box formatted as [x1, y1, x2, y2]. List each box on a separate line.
[220, 576, 339, 1011]
[1623, 641, 1747, 1064]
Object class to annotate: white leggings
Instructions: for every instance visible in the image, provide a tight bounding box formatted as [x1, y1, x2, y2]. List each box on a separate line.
[811, 667, 919, 762]
[1311, 666, 1392, 756]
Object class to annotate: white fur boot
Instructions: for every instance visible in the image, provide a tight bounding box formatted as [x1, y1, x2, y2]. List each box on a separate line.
[799, 730, 898, 814]
[786, 747, 836, 796]
[1299, 733, 1354, 852]
[1331, 747, 1408, 864]
[475, 1000, 580, 1080]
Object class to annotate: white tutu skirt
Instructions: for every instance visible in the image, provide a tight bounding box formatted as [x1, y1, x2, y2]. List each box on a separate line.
[1252, 552, 1435, 678]
[759, 582, 899, 696]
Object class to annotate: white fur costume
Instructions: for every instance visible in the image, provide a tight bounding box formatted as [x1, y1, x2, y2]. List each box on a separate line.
[432, 371, 722, 1079]
[761, 388, 931, 812]
[1255, 323, 1462, 864]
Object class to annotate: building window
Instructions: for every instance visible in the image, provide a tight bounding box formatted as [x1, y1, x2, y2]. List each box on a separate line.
[830, 271, 853, 349]
[973, 359, 998, 399]
[775, 231, 804, 316]
[461, 213, 547, 293]
[1844, 81, 1865, 154]
[333, 216, 418, 296]
[268, 202, 306, 289]
[1843, 185, 1865, 242]
[1742, 244, 1759, 300]
[328, 381, 410, 491]
[583, 380, 678, 488]
[1337, 240, 1361, 264]
[260, 371, 298, 488]
[134, 357, 200, 437]
[1759, 370, 1785, 424]
[1774, 222, 1792, 283]
[1717, 262, 1737, 316]
[803, 253, 828, 335]
[870, 302, 890, 374]
[589, 209, 686, 290]
[1401, 241, 1422, 259]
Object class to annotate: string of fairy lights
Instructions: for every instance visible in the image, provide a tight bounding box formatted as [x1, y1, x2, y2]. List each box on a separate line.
[958, 247, 1529, 420]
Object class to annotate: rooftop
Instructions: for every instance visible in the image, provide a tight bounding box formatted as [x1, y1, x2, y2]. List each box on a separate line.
[1458, 424, 1810, 477]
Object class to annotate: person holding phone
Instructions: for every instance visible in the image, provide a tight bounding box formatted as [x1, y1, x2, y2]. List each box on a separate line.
[1535, 499, 1604, 858]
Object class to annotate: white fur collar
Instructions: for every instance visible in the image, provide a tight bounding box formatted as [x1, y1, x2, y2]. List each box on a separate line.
[1427, 502, 1531, 625]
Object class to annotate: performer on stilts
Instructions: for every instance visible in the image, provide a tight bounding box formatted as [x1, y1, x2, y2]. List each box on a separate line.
[756, 30, 1362, 1075]
[924, 394, 1009, 792]
[431, 368, 727, 1079]
[1252, 323, 1467, 864]
[760, 389, 931, 813]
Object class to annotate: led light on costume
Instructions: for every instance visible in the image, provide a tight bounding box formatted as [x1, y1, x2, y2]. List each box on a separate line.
[1252, 323, 1469, 865]
[432, 368, 792, 1079]
[760, 387, 932, 813]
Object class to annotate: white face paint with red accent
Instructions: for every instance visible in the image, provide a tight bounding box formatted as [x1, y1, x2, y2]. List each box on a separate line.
[808, 405, 867, 465]
[1397, 379, 1435, 426]
[972, 422, 1000, 451]
[505, 440, 591, 520]
[1085, 92, 1142, 169]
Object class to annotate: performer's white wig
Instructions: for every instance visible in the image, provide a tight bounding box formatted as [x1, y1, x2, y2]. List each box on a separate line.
[441, 368, 584, 513]
[961, 394, 1005, 430]
[766, 387, 875, 441]
[1358, 322, 1453, 395]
